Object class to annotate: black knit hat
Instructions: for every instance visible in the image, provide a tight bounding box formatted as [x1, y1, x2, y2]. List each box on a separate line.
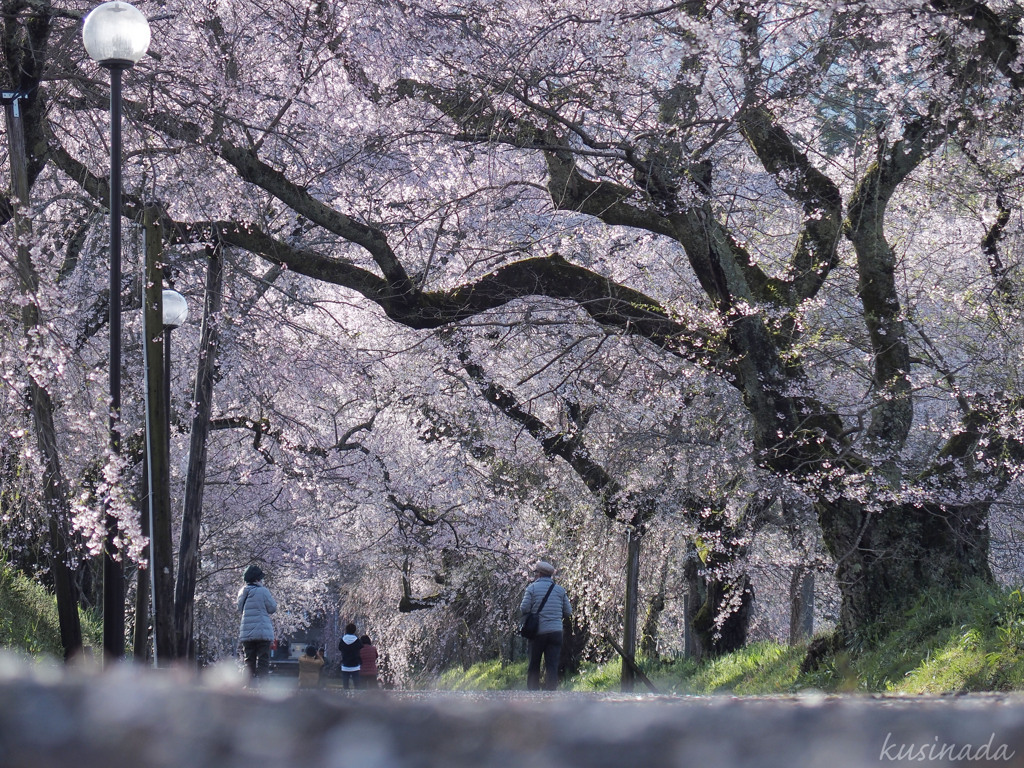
[243, 564, 264, 583]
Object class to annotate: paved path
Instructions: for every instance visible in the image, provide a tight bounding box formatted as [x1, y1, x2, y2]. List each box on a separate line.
[1, 663, 1023, 767]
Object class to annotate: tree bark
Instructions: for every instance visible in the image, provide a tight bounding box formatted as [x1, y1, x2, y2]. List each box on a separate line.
[620, 528, 641, 692]
[788, 568, 814, 645]
[640, 558, 669, 660]
[820, 498, 991, 635]
[132, 459, 150, 662]
[173, 244, 223, 659]
[683, 514, 753, 658]
[4, 97, 82, 661]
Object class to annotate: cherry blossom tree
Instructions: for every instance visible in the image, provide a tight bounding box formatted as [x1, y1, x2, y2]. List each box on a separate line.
[5, 0, 1024, 668]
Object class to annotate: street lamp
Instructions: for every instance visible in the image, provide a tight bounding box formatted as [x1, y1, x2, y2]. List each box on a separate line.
[83, 0, 151, 662]
[162, 289, 188, 438]
[150, 287, 187, 665]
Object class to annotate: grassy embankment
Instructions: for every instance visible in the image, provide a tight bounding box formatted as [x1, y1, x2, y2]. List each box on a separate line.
[0, 559, 101, 661]
[439, 581, 1024, 695]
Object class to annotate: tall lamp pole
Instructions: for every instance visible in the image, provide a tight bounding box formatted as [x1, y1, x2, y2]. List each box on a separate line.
[144, 285, 187, 665]
[162, 291, 188, 589]
[82, 0, 151, 662]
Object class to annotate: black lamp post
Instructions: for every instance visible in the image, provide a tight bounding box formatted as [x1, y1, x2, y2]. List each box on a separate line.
[83, 0, 151, 661]
[150, 287, 186, 664]
[162, 289, 188, 493]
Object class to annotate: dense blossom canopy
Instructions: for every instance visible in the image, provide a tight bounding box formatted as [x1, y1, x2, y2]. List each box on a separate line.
[2, 0, 1024, 671]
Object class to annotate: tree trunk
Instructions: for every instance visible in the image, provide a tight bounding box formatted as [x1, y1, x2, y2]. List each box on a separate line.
[173, 244, 223, 659]
[682, 590, 700, 660]
[691, 573, 753, 657]
[810, 119, 991, 636]
[681, 504, 753, 659]
[819, 498, 991, 636]
[35, 391, 84, 661]
[640, 558, 669, 660]
[5, 97, 83, 661]
[132, 458, 151, 662]
[620, 527, 641, 692]
[788, 567, 814, 645]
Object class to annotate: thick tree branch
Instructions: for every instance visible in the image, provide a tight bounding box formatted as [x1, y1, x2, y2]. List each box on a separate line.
[47, 134, 728, 376]
[930, 0, 1024, 90]
[455, 344, 622, 517]
[845, 116, 947, 462]
[85, 92, 421, 302]
[737, 106, 844, 304]
[214, 142, 417, 300]
[543, 147, 678, 238]
[982, 193, 1014, 301]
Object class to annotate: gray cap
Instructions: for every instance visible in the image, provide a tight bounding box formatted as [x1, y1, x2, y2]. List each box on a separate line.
[534, 561, 555, 576]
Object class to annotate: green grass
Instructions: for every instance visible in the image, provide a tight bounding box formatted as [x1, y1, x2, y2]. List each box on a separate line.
[683, 641, 805, 694]
[0, 559, 101, 661]
[556, 642, 805, 695]
[437, 658, 530, 690]
[438, 582, 1024, 696]
[834, 580, 1024, 694]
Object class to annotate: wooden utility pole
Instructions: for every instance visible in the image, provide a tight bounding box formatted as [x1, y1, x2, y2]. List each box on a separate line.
[143, 204, 175, 664]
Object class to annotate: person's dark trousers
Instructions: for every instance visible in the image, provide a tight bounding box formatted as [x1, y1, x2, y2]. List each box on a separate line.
[527, 631, 563, 690]
[341, 670, 360, 689]
[242, 640, 271, 680]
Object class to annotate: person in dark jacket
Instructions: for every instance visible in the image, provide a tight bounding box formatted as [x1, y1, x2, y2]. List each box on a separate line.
[237, 564, 277, 683]
[337, 622, 363, 689]
[520, 560, 572, 690]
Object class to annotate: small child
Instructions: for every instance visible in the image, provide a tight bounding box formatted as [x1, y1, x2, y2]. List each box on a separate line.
[297, 645, 324, 689]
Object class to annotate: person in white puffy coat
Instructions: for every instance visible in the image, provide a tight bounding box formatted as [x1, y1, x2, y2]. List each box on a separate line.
[237, 565, 277, 682]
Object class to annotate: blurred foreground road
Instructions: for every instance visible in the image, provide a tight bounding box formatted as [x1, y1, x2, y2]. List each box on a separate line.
[1, 661, 1023, 767]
